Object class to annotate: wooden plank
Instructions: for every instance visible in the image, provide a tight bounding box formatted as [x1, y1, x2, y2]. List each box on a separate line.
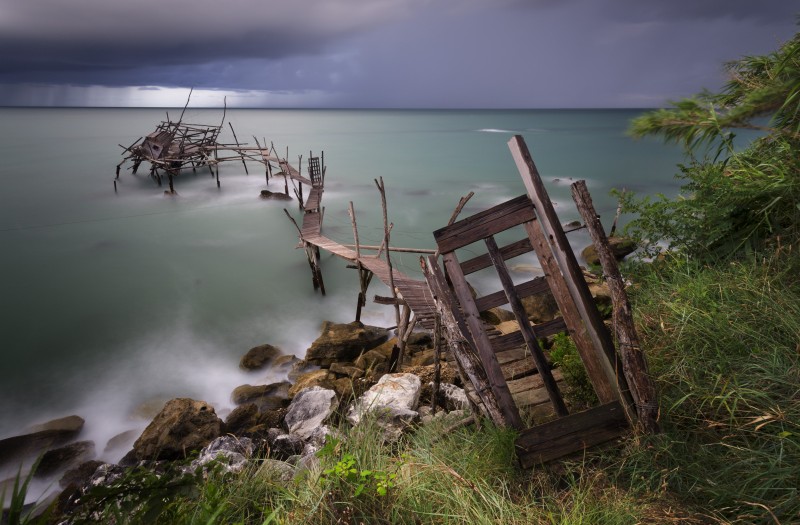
[423, 255, 508, 425]
[485, 236, 568, 416]
[515, 401, 628, 468]
[514, 379, 567, 408]
[509, 136, 627, 411]
[571, 180, 658, 433]
[507, 369, 564, 395]
[433, 195, 535, 253]
[474, 277, 549, 312]
[491, 317, 567, 352]
[460, 238, 534, 275]
[441, 251, 523, 429]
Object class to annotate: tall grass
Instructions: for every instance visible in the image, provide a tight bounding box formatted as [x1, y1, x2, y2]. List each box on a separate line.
[615, 252, 800, 523]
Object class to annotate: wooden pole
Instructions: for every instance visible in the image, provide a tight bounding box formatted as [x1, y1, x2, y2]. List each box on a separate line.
[348, 201, 367, 323]
[431, 313, 443, 414]
[375, 177, 401, 328]
[571, 180, 660, 433]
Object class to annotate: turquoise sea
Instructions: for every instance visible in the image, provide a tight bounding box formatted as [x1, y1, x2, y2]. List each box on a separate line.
[0, 108, 685, 470]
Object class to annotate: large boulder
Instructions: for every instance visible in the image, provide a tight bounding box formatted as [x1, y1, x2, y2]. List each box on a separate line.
[239, 344, 283, 371]
[0, 415, 85, 469]
[480, 307, 516, 326]
[284, 387, 337, 440]
[347, 373, 422, 436]
[231, 381, 291, 410]
[305, 321, 389, 367]
[130, 398, 222, 461]
[35, 441, 96, 478]
[581, 236, 637, 266]
[521, 291, 559, 323]
[288, 370, 336, 398]
[189, 436, 254, 475]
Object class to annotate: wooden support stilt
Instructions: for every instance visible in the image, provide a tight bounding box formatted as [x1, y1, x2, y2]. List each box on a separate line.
[431, 313, 443, 414]
[113, 180, 117, 193]
[571, 180, 659, 433]
[375, 177, 401, 328]
[167, 170, 175, 194]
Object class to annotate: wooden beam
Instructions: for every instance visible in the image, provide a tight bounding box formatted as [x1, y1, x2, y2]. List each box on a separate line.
[460, 238, 534, 275]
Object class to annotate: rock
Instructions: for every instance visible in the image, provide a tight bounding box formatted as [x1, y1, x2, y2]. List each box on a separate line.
[329, 362, 364, 379]
[305, 321, 390, 367]
[267, 429, 305, 459]
[521, 291, 559, 323]
[260, 408, 288, 429]
[130, 397, 173, 420]
[284, 387, 337, 440]
[410, 348, 436, 367]
[224, 403, 260, 435]
[288, 370, 335, 398]
[439, 384, 470, 412]
[260, 190, 292, 201]
[347, 373, 421, 428]
[587, 281, 613, 314]
[353, 349, 389, 371]
[232, 381, 291, 409]
[257, 458, 296, 482]
[480, 307, 516, 325]
[287, 359, 315, 382]
[274, 354, 301, 374]
[239, 344, 283, 371]
[59, 460, 104, 489]
[189, 436, 254, 475]
[0, 416, 85, 469]
[27, 415, 85, 434]
[332, 377, 355, 400]
[131, 398, 222, 461]
[35, 440, 96, 478]
[104, 429, 139, 454]
[564, 220, 582, 229]
[581, 236, 637, 266]
[406, 332, 433, 348]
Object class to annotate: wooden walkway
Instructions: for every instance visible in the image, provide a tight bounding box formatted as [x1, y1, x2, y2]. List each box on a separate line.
[290, 165, 437, 330]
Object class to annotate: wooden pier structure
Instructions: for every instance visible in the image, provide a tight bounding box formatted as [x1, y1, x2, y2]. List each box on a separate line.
[282, 136, 659, 466]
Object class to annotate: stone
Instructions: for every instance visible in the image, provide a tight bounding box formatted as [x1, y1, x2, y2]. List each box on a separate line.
[274, 354, 301, 374]
[131, 398, 222, 461]
[260, 408, 288, 429]
[329, 362, 364, 379]
[232, 381, 291, 409]
[35, 440, 96, 478]
[406, 332, 433, 348]
[521, 291, 560, 323]
[581, 236, 637, 266]
[224, 403, 260, 435]
[260, 190, 292, 201]
[0, 416, 85, 469]
[332, 377, 355, 400]
[353, 349, 389, 371]
[305, 321, 389, 367]
[410, 349, 436, 367]
[347, 373, 421, 428]
[104, 429, 138, 454]
[266, 429, 305, 459]
[287, 359, 315, 382]
[257, 458, 296, 482]
[480, 307, 516, 325]
[284, 387, 337, 440]
[288, 370, 335, 398]
[239, 343, 283, 371]
[189, 436, 254, 474]
[588, 281, 613, 314]
[439, 384, 470, 412]
[59, 460, 104, 489]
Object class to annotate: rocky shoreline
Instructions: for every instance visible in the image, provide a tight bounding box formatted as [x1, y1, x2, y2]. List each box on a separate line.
[0, 239, 631, 522]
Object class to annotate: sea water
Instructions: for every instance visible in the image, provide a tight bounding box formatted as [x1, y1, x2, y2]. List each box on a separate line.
[0, 108, 685, 471]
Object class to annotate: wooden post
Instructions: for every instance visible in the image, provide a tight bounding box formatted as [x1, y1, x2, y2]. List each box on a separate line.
[423, 255, 511, 427]
[509, 135, 633, 418]
[431, 313, 443, 414]
[113, 180, 117, 193]
[571, 180, 659, 433]
[375, 177, 401, 328]
[348, 201, 368, 322]
[167, 170, 175, 194]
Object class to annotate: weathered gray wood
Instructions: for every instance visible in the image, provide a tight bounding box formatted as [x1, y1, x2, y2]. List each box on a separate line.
[474, 276, 549, 312]
[441, 251, 523, 429]
[571, 180, 659, 433]
[523, 219, 620, 404]
[491, 317, 567, 352]
[515, 401, 628, 467]
[485, 236, 568, 416]
[433, 195, 535, 253]
[510, 134, 624, 409]
[423, 255, 508, 426]
[460, 237, 534, 275]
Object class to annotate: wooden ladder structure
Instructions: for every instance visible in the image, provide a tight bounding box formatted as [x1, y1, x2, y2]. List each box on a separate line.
[425, 136, 635, 467]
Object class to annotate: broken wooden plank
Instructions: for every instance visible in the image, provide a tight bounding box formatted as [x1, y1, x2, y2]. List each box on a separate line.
[515, 401, 628, 468]
[460, 237, 534, 275]
[474, 276, 549, 312]
[433, 195, 535, 253]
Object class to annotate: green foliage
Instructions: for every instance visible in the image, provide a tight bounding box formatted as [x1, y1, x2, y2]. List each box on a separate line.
[1, 459, 54, 525]
[624, 30, 800, 260]
[317, 438, 398, 498]
[615, 254, 800, 523]
[549, 333, 598, 409]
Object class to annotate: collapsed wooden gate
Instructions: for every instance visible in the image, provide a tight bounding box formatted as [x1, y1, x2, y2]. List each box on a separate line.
[424, 136, 639, 467]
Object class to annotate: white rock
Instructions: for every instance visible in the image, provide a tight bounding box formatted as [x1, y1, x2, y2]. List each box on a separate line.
[284, 386, 337, 440]
[347, 373, 421, 426]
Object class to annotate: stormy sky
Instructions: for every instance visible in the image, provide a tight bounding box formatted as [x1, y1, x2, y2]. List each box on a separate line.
[0, 0, 795, 107]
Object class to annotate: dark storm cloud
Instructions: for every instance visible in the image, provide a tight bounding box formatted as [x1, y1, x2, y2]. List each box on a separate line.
[0, 0, 796, 106]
